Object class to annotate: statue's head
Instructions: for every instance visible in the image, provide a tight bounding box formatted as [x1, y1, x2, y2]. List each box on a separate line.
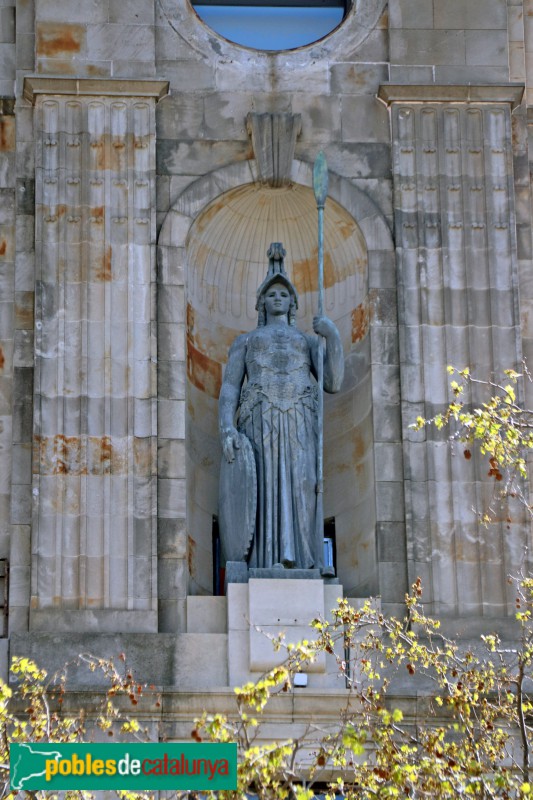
[256, 243, 298, 326]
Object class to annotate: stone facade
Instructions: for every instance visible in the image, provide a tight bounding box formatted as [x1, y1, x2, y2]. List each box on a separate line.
[0, 0, 532, 743]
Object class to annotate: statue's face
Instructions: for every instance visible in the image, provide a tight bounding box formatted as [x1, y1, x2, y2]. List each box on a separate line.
[264, 283, 291, 318]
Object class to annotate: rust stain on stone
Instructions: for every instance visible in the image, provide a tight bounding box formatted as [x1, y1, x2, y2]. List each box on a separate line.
[87, 63, 108, 77]
[333, 461, 351, 474]
[133, 438, 152, 474]
[54, 437, 68, 474]
[0, 346, 4, 372]
[0, 118, 15, 152]
[188, 535, 196, 578]
[186, 302, 194, 334]
[53, 434, 81, 475]
[291, 256, 312, 296]
[37, 59, 77, 75]
[352, 429, 366, 462]
[100, 436, 112, 473]
[292, 250, 336, 293]
[324, 252, 338, 288]
[351, 301, 370, 343]
[15, 294, 34, 329]
[36, 23, 83, 57]
[194, 198, 226, 235]
[187, 311, 246, 367]
[0, 240, 6, 257]
[192, 242, 211, 278]
[88, 435, 113, 475]
[35, 434, 122, 476]
[94, 141, 106, 170]
[95, 245, 112, 282]
[354, 256, 366, 274]
[337, 219, 356, 240]
[187, 340, 222, 399]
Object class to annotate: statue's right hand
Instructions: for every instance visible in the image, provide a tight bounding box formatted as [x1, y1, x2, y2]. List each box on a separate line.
[221, 427, 241, 463]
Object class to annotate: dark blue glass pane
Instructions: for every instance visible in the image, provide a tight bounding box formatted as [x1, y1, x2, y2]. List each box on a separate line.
[194, 6, 344, 50]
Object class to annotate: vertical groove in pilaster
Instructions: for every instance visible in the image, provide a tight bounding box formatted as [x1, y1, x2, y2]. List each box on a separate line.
[108, 99, 127, 610]
[395, 106, 431, 601]
[63, 100, 83, 607]
[438, 107, 463, 615]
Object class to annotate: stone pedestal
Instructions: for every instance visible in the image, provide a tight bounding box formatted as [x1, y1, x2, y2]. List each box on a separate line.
[249, 568, 322, 580]
[227, 578, 346, 690]
[225, 561, 340, 589]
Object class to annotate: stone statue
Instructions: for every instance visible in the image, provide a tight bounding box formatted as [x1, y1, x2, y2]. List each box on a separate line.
[218, 243, 344, 574]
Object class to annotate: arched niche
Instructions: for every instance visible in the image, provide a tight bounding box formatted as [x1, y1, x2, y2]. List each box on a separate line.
[157, 160, 395, 619]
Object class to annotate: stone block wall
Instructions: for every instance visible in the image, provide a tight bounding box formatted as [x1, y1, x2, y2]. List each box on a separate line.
[0, 5, 15, 97]
[34, 0, 156, 78]
[389, 0, 510, 83]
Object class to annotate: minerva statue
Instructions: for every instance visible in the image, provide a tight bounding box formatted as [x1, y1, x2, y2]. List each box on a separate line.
[218, 242, 344, 574]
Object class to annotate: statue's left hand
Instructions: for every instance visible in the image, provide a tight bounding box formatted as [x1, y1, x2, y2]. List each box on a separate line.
[221, 426, 241, 463]
[313, 315, 335, 337]
[310, 315, 344, 392]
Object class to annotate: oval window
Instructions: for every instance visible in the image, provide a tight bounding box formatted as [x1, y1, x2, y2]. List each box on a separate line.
[192, 0, 349, 51]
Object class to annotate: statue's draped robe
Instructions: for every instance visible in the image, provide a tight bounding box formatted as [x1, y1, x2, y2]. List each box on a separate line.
[237, 326, 323, 569]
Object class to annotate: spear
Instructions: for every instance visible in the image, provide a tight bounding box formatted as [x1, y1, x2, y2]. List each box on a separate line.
[313, 151, 328, 498]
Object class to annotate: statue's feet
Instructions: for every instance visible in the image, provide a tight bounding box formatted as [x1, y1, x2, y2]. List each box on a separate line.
[321, 565, 335, 578]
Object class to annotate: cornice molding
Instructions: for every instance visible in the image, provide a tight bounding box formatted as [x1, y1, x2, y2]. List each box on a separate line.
[23, 76, 169, 104]
[378, 83, 524, 109]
